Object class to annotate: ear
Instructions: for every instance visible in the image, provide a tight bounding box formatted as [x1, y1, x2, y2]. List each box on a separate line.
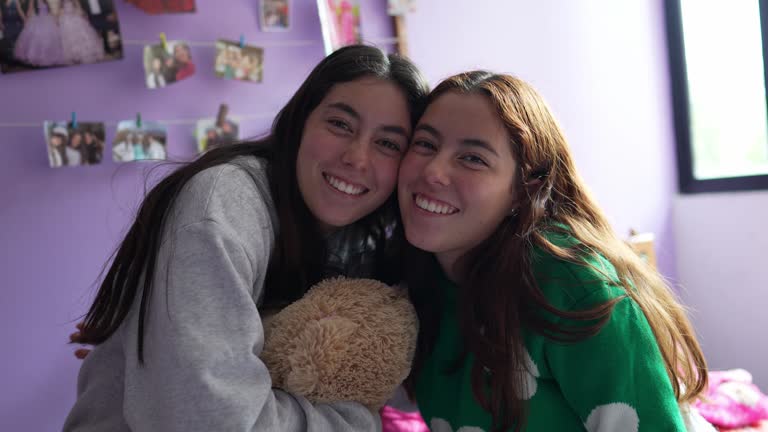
[508, 174, 545, 215]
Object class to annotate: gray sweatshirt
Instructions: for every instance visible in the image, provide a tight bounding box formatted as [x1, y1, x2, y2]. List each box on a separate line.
[63, 156, 381, 432]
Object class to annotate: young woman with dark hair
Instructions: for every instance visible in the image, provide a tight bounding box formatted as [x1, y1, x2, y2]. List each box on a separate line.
[64, 44, 429, 432]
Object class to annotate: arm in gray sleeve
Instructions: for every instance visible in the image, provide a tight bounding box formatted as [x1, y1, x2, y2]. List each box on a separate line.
[117, 164, 380, 431]
[122, 219, 380, 431]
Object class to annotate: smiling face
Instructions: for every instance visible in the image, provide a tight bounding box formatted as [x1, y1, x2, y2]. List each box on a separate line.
[398, 91, 520, 274]
[296, 77, 412, 231]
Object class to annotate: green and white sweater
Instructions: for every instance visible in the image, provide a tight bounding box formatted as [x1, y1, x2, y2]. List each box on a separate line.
[415, 234, 686, 431]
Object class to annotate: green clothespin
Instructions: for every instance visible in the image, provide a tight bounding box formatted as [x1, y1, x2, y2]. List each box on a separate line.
[160, 32, 168, 51]
[136, 112, 142, 129]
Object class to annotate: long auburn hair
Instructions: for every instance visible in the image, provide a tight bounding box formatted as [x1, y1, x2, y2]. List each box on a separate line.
[78, 45, 429, 362]
[404, 71, 707, 431]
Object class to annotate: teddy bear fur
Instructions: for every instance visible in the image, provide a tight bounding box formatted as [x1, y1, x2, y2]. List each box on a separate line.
[261, 277, 419, 411]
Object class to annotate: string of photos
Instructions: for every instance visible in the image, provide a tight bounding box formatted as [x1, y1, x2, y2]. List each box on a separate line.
[0, 0, 415, 168]
[41, 104, 248, 168]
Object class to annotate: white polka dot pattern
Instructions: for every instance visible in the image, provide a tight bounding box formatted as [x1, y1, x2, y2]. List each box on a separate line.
[517, 348, 540, 400]
[584, 402, 639, 432]
[430, 418, 453, 432]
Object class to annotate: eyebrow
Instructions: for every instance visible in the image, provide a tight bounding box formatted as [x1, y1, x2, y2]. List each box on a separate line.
[461, 138, 499, 157]
[414, 123, 499, 156]
[327, 102, 410, 139]
[414, 123, 442, 140]
[327, 102, 360, 119]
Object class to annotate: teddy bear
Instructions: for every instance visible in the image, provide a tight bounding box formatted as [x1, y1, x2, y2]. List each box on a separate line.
[260, 277, 419, 411]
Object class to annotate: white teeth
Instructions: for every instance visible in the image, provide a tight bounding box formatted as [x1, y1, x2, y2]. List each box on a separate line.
[324, 174, 366, 195]
[415, 194, 457, 215]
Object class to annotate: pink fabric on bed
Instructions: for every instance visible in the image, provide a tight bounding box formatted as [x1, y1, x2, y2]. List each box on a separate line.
[717, 420, 768, 431]
[694, 370, 768, 429]
[380, 405, 429, 432]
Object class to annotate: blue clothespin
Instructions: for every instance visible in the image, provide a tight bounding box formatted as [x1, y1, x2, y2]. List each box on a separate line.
[239, 34, 245, 48]
[70, 112, 77, 129]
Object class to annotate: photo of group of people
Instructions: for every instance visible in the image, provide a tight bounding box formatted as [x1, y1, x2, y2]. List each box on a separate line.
[44, 121, 105, 167]
[112, 120, 167, 162]
[196, 104, 239, 153]
[214, 39, 263, 83]
[259, 0, 289, 31]
[143, 40, 195, 89]
[0, 0, 122, 74]
[317, 0, 361, 55]
[125, 0, 194, 14]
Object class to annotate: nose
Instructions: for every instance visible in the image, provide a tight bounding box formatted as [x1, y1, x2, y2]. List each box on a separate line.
[422, 155, 450, 187]
[341, 137, 370, 171]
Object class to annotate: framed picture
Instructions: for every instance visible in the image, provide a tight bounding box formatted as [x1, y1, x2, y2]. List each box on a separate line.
[259, 0, 289, 31]
[1, 0, 123, 74]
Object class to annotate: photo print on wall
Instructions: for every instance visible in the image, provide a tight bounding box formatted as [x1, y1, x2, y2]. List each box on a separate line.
[260, 0, 289, 31]
[44, 120, 105, 167]
[143, 39, 195, 89]
[112, 118, 167, 162]
[0, 0, 123, 74]
[214, 39, 263, 83]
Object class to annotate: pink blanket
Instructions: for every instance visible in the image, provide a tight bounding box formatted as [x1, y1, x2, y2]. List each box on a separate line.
[694, 369, 768, 429]
[380, 406, 429, 432]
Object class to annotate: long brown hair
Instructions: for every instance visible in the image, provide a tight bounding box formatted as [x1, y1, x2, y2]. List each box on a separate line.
[78, 45, 429, 363]
[404, 71, 707, 431]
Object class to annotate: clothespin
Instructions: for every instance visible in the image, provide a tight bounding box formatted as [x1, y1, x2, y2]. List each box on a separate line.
[216, 104, 229, 128]
[239, 35, 245, 48]
[160, 32, 168, 51]
[136, 112, 142, 129]
[70, 112, 77, 129]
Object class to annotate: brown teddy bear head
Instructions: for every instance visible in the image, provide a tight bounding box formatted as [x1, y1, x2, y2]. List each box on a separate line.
[261, 277, 419, 411]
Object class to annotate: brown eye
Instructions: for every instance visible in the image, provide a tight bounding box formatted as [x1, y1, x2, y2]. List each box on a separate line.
[328, 119, 352, 132]
[412, 140, 436, 152]
[377, 139, 401, 152]
[460, 154, 489, 166]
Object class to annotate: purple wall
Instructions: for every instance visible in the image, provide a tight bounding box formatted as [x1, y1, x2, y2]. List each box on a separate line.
[675, 191, 768, 388]
[0, 1, 394, 429]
